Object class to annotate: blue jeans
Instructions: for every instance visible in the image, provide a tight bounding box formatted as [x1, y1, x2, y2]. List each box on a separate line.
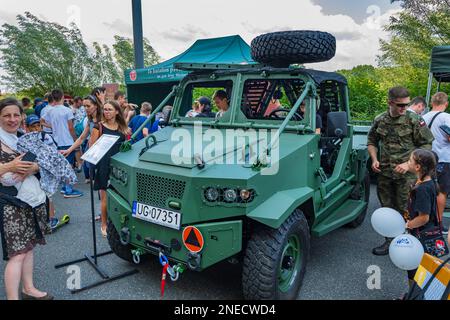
[82, 141, 90, 179]
[58, 146, 76, 191]
[58, 146, 75, 166]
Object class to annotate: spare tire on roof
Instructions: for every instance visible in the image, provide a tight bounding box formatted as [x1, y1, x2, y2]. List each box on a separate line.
[251, 31, 336, 68]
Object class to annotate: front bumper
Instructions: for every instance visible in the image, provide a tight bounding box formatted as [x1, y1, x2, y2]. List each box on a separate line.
[107, 189, 243, 270]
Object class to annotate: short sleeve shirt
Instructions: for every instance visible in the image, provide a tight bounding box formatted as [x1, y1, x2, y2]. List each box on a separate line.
[128, 115, 152, 142]
[422, 111, 450, 163]
[43, 105, 75, 147]
[40, 105, 53, 133]
[408, 180, 438, 232]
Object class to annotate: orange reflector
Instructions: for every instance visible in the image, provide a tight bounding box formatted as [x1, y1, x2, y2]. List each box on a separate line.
[182, 226, 204, 253]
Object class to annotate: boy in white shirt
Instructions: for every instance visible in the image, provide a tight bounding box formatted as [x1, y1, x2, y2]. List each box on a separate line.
[42, 89, 83, 199]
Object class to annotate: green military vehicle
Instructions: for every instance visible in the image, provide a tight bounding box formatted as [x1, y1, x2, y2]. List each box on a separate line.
[106, 31, 371, 299]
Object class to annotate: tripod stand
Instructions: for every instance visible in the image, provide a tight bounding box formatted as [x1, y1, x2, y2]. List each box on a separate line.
[55, 165, 138, 294]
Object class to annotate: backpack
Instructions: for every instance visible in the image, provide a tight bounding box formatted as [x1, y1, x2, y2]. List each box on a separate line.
[40, 131, 58, 149]
[75, 116, 86, 137]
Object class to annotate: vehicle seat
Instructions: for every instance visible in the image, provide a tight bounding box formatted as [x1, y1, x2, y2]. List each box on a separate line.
[320, 112, 348, 175]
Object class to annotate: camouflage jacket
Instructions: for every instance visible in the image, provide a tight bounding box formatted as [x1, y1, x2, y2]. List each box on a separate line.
[367, 111, 434, 179]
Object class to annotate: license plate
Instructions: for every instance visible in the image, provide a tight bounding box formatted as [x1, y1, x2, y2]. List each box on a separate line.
[132, 202, 181, 230]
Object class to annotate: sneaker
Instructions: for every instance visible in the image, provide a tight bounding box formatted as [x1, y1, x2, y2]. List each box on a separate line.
[372, 238, 392, 256]
[49, 217, 59, 229]
[91, 214, 102, 223]
[60, 186, 67, 194]
[64, 189, 84, 198]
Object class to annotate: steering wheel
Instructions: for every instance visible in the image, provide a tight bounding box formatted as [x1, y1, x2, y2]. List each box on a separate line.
[268, 108, 304, 121]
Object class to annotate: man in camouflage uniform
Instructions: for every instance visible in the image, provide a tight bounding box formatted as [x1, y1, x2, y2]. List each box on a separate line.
[367, 86, 434, 255]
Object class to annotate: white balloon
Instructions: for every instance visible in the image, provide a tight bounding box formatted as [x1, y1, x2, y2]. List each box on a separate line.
[371, 207, 406, 238]
[389, 234, 424, 271]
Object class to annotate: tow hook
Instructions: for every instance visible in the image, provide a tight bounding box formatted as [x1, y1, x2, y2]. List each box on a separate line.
[131, 248, 145, 265]
[120, 227, 131, 246]
[158, 252, 186, 282]
[187, 252, 202, 271]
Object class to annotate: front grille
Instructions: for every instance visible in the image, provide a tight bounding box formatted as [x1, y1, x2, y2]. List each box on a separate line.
[136, 173, 186, 208]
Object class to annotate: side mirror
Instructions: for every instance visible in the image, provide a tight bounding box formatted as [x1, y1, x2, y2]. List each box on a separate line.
[327, 112, 348, 137]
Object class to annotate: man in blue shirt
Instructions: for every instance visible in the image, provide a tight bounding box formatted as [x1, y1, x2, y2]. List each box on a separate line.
[34, 96, 48, 118]
[128, 102, 153, 143]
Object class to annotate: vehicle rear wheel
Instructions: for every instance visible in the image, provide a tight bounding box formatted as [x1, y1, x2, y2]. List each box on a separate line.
[242, 210, 310, 300]
[107, 219, 134, 263]
[251, 31, 336, 67]
[346, 171, 370, 228]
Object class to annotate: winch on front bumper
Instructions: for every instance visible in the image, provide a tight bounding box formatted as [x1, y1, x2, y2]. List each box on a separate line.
[107, 189, 243, 271]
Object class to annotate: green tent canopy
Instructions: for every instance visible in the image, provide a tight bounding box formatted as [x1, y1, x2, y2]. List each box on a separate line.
[430, 46, 450, 82]
[125, 35, 256, 107]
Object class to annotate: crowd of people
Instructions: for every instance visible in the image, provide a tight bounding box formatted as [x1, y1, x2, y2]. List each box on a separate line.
[0, 87, 174, 300]
[184, 90, 230, 119]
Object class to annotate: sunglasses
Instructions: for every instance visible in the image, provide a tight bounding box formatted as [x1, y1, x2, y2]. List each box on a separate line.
[391, 101, 410, 108]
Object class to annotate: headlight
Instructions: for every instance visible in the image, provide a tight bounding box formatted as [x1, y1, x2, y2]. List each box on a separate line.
[240, 189, 251, 201]
[223, 189, 238, 203]
[205, 188, 219, 202]
[121, 172, 128, 184]
[111, 167, 128, 185]
[204, 187, 255, 204]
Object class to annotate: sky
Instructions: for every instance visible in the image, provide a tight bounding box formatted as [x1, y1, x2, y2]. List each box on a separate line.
[0, 0, 401, 92]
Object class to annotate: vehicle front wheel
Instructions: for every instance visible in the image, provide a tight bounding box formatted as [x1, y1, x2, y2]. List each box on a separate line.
[242, 210, 310, 300]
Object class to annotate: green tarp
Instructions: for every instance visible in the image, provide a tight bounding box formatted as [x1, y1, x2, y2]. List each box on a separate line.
[125, 35, 255, 85]
[125, 35, 255, 107]
[430, 46, 450, 82]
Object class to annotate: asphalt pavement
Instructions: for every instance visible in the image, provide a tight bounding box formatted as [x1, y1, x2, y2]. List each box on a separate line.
[0, 177, 448, 300]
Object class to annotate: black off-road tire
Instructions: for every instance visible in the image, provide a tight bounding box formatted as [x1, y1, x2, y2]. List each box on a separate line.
[251, 31, 336, 67]
[242, 210, 310, 300]
[107, 219, 134, 263]
[346, 171, 371, 228]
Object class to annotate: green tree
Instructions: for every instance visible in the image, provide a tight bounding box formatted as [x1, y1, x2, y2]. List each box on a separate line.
[0, 12, 163, 97]
[338, 65, 386, 120]
[91, 42, 122, 84]
[376, 1, 450, 110]
[113, 35, 161, 73]
[0, 12, 95, 97]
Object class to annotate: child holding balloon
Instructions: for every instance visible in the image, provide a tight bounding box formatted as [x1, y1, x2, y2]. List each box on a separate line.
[405, 149, 441, 282]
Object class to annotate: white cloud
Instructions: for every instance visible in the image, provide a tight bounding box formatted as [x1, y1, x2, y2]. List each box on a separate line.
[311, 7, 400, 71]
[0, 0, 400, 92]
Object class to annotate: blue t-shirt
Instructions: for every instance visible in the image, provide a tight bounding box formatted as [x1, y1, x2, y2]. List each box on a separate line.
[35, 102, 48, 118]
[128, 115, 152, 142]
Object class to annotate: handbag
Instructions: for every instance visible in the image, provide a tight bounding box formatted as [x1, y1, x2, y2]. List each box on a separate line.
[415, 191, 449, 258]
[417, 227, 449, 258]
[406, 257, 450, 300]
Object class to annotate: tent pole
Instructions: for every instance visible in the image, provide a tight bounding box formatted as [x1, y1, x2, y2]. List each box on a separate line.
[425, 72, 433, 112]
[132, 0, 144, 69]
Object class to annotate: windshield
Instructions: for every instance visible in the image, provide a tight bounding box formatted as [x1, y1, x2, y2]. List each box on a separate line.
[177, 80, 233, 120]
[241, 78, 308, 122]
